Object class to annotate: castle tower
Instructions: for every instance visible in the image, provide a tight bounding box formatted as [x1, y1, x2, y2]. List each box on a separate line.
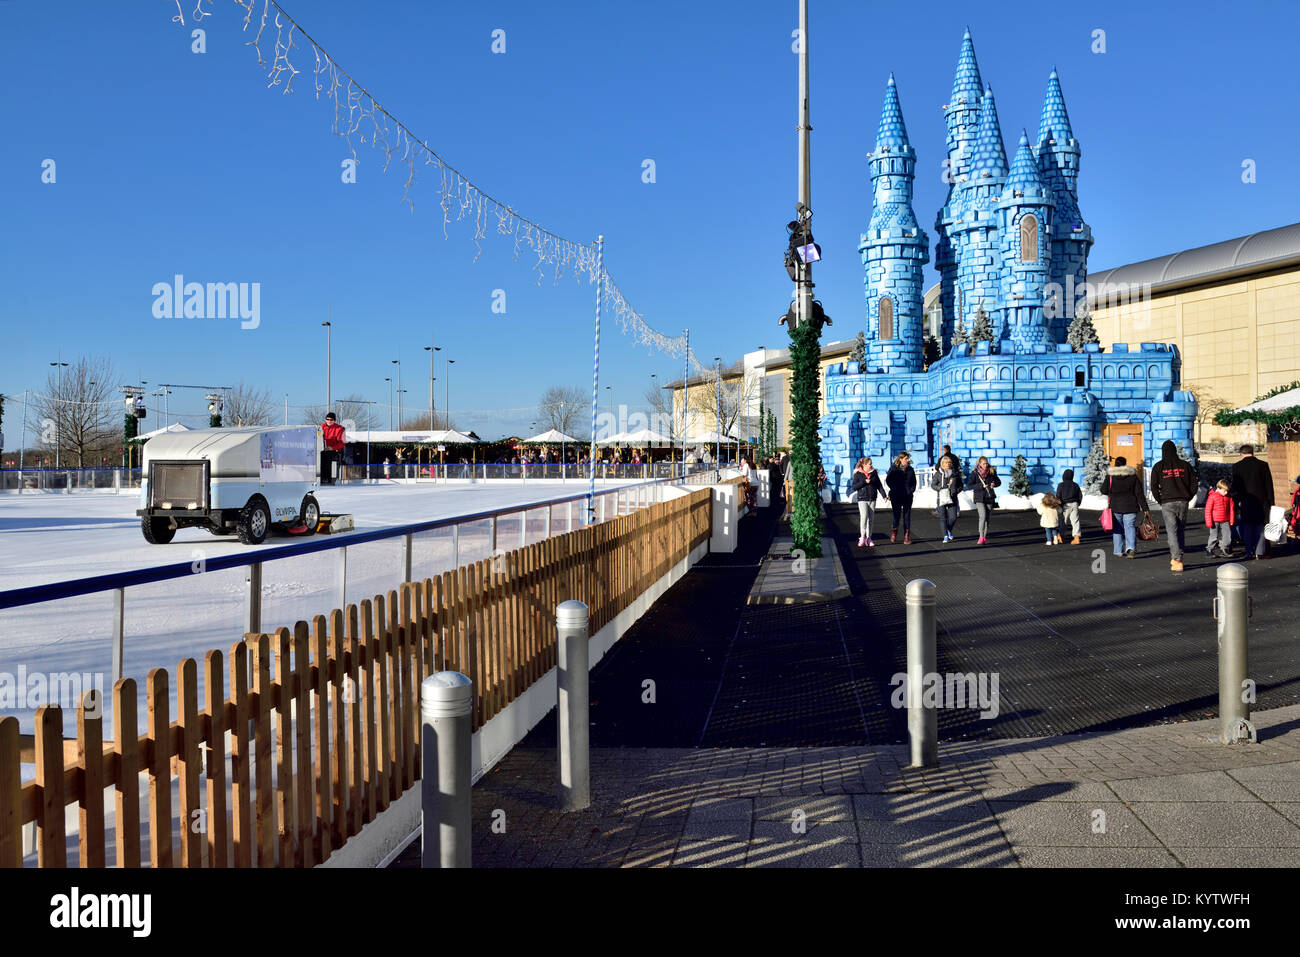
[1035, 69, 1093, 341]
[934, 29, 984, 350]
[951, 86, 1007, 340]
[860, 75, 930, 374]
[998, 130, 1056, 350]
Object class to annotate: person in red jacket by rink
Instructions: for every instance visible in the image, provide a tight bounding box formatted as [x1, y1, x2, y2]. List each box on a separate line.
[321, 412, 346, 486]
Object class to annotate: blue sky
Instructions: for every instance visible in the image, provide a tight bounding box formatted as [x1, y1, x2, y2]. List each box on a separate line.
[1, 0, 1296, 438]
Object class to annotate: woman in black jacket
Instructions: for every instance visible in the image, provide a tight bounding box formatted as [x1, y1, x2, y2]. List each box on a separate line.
[885, 452, 917, 544]
[931, 454, 963, 543]
[850, 457, 888, 547]
[1100, 455, 1149, 558]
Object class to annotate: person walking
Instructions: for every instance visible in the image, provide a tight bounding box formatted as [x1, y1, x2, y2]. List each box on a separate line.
[1231, 444, 1274, 560]
[968, 456, 1000, 545]
[1283, 474, 1300, 548]
[886, 451, 917, 544]
[1101, 455, 1149, 559]
[1149, 440, 1198, 573]
[782, 452, 794, 521]
[1055, 468, 1083, 544]
[931, 454, 963, 543]
[1036, 493, 1063, 545]
[1204, 479, 1235, 559]
[850, 457, 887, 548]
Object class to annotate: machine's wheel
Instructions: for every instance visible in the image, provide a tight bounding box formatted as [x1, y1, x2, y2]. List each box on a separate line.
[298, 494, 320, 535]
[236, 497, 272, 546]
[141, 516, 176, 544]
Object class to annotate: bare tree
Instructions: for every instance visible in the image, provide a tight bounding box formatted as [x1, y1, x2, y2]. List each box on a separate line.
[32, 356, 118, 466]
[537, 386, 585, 435]
[643, 382, 680, 441]
[397, 411, 458, 431]
[1188, 385, 1231, 447]
[694, 364, 760, 440]
[304, 394, 381, 432]
[223, 379, 275, 427]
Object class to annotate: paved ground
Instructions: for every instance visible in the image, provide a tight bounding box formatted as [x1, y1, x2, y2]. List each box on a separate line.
[393, 501, 1300, 867]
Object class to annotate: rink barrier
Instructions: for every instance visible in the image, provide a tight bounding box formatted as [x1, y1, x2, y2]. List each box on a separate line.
[0, 486, 715, 867]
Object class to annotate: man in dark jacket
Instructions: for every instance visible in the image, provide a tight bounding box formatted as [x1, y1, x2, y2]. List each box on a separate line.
[1055, 468, 1083, 544]
[1231, 444, 1274, 559]
[1149, 440, 1197, 572]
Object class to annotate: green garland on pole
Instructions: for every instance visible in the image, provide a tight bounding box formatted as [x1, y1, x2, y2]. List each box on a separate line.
[787, 314, 823, 557]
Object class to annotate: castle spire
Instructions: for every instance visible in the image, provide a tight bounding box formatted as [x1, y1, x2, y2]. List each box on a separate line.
[875, 73, 910, 151]
[950, 28, 983, 112]
[1005, 130, 1045, 192]
[1037, 68, 1074, 148]
[969, 87, 1007, 180]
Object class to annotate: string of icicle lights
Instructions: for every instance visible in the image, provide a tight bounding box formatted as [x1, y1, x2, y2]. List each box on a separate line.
[169, 0, 707, 373]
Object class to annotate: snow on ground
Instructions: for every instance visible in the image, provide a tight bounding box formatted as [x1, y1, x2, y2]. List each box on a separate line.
[0, 477, 650, 735]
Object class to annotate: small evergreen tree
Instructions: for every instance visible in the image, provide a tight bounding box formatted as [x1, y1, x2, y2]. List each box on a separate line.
[1082, 436, 1109, 494]
[1067, 306, 1101, 352]
[922, 335, 941, 370]
[952, 317, 969, 349]
[849, 330, 866, 366]
[969, 304, 994, 344]
[1009, 454, 1030, 496]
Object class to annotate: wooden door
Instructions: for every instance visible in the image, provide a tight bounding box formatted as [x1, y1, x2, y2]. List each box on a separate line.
[1103, 423, 1144, 466]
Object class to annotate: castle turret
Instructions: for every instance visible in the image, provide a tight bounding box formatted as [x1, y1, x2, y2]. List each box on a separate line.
[952, 86, 1007, 339]
[860, 75, 930, 374]
[998, 131, 1056, 350]
[935, 28, 984, 350]
[1036, 69, 1093, 342]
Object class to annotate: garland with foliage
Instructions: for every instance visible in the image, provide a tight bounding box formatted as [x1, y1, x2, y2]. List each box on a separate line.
[1213, 380, 1300, 437]
[788, 314, 823, 556]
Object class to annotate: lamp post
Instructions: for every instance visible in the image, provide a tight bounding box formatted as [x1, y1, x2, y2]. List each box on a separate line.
[445, 360, 454, 431]
[385, 377, 393, 431]
[49, 361, 68, 469]
[714, 357, 722, 466]
[425, 340, 440, 429]
[392, 359, 402, 431]
[322, 315, 332, 413]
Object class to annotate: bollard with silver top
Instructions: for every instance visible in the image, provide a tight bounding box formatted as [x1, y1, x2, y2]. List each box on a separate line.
[556, 599, 590, 811]
[420, 671, 473, 867]
[1214, 563, 1256, 744]
[906, 578, 938, 767]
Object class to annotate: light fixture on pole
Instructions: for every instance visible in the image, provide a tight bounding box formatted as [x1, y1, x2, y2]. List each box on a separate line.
[713, 356, 722, 466]
[445, 359, 454, 430]
[425, 341, 440, 429]
[385, 377, 393, 431]
[392, 359, 402, 430]
[49, 360, 68, 469]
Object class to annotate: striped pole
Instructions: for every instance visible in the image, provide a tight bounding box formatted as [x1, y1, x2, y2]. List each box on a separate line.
[587, 236, 604, 525]
[681, 330, 688, 476]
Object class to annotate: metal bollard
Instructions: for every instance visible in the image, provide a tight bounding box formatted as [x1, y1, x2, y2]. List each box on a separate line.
[906, 579, 938, 767]
[1214, 564, 1256, 744]
[420, 671, 473, 867]
[556, 600, 590, 811]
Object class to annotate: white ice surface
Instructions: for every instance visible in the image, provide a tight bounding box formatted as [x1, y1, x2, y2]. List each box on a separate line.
[0, 478, 646, 735]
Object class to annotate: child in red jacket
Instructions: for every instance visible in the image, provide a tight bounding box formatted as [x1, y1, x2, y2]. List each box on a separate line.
[1205, 479, 1235, 558]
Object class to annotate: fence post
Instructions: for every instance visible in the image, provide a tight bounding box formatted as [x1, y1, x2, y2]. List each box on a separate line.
[246, 562, 262, 634]
[420, 671, 473, 868]
[546, 504, 553, 539]
[490, 515, 498, 554]
[403, 533, 413, 583]
[556, 600, 590, 812]
[906, 578, 938, 767]
[451, 525, 460, 570]
[519, 511, 527, 549]
[111, 587, 125, 688]
[336, 547, 348, 610]
[1215, 563, 1255, 744]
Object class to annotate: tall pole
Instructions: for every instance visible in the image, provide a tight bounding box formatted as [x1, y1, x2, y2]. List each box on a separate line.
[796, 0, 813, 333]
[587, 235, 604, 524]
[19, 389, 28, 474]
[426, 337, 436, 429]
[681, 329, 689, 472]
[284, 393, 288, 425]
[445, 360, 454, 432]
[393, 359, 402, 431]
[387, 377, 393, 431]
[715, 357, 722, 466]
[323, 310, 332, 413]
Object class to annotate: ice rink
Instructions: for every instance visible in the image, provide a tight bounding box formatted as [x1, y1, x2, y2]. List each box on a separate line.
[0, 477, 652, 733]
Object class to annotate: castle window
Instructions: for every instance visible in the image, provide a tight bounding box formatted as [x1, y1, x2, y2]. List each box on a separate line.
[1020, 214, 1039, 263]
[879, 298, 893, 339]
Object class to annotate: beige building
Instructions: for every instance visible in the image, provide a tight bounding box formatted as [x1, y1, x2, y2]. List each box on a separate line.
[1087, 221, 1300, 446]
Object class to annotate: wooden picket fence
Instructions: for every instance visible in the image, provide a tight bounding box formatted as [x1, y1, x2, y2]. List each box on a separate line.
[0, 487, 713, 868]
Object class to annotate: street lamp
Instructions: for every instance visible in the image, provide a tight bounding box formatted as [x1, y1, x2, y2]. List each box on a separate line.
[391, 359, 401, 430]
[322, 318, 332, 413]
[424, 341, 441, 430]
[714, 356, 723, 466]
[384, 377, 393, 430]
[49, 361, 68, 468]
[445, 359, 454, 431]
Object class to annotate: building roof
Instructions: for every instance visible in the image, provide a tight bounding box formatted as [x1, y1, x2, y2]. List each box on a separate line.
[662, 340, 856, 390]
[1089, 221, 1300, 296]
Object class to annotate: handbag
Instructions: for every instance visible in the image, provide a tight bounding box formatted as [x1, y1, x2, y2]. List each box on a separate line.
[1099, 496, 1114, 532]
[1264, 521, 1285, 543]
[1137, 512, 1160, 542]
[938, 488, 953, 507]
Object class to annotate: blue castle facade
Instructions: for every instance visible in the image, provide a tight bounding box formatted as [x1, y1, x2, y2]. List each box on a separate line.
[822, 30, 1196, 491]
